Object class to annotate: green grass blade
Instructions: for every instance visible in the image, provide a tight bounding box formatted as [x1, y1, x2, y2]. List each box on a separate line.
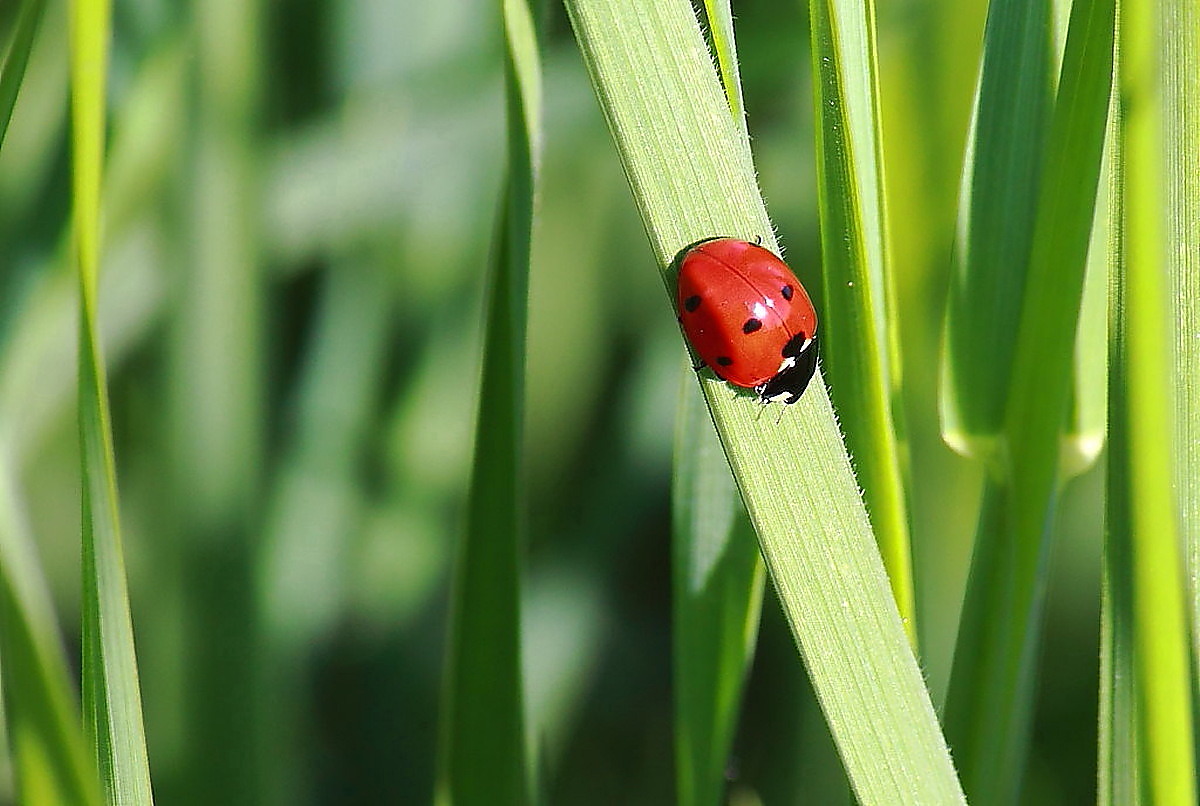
[1165, 0, 1200, 666]
[942, 0, 1115, 801]
[435, 0, 540, 803]
[808, 0, 916, 642]
[1097, 107, 1141, 806]
[0, 0, 46, 150]
[941, 0, 1052, 460]
[70, 0, 155, 800]
[672, 382, 763, 806]
[564, 1, 962, 802]
[1114, 0, 1198, 798]
[0, 465, 103, 806]
[699, 0, 748, 144]
[176, 1, 266, 797]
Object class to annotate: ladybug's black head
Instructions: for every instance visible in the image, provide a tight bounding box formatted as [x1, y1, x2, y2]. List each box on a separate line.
[756, 332, 819, 405]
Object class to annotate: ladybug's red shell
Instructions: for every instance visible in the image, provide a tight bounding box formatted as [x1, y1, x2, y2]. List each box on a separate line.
[677, 238, 819, 404]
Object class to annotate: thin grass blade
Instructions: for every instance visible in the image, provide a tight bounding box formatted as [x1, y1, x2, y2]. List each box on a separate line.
[564, 0, 962, 801]
[1097, 104, 1142, 806]
[699, 0, 749, 145]
[1163, 0, 1200, 666]
[807, 0, 916, 642]
[70, 0, 155, 799]
[435, 0, 540, 803]
[672, 383, 763, 806]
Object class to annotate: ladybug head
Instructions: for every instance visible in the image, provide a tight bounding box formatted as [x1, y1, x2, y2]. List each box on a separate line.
[755, 332, 819, 405]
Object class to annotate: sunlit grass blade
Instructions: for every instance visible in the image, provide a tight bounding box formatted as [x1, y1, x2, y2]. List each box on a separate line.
[70, 0, 155, 800]
[1109, 0, 1198, 799]
[1164, 0, 1200, 664]
[807, 0, 915, 642]
[672, 383, 763, 806]
[435, 0, 540, 803]
[0, 0, 46, 149]
[0, 465, 102, 806]
[942, 0, 1115, 801]
[564, 0, 962, 801]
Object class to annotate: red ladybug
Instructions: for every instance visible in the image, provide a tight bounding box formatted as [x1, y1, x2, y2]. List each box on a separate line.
[677, 238, 819, 405]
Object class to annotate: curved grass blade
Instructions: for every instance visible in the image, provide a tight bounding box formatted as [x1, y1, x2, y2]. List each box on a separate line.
[0, 0, 46, 149]
[942, 0, 1115, 801]
[70, 0, 155, 800]
[672, 382, 763, 806]
[434, 0, 540, 803]
[564, 0, 963, 801]
[808, 0, 916, 643]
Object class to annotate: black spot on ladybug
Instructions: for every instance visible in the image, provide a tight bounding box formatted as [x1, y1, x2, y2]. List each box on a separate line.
[684, 295, 702, 313]
[781, 284, 794, 301]
[781, 332, 808, 358]
[716, 356, 734, 366]
[742, 318, 762, 334]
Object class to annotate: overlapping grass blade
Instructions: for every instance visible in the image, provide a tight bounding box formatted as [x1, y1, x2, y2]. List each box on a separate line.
[807, 0, 915, 641]
[942, 0, 1115, 801]
[70, 0, 155, 799]
[672, 383, 763, 806]
[435, 0, 540, 803]
[564, 0, 962, 801]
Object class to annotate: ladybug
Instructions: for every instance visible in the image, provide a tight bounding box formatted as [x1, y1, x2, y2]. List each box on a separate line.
[677, 237, 819, 405]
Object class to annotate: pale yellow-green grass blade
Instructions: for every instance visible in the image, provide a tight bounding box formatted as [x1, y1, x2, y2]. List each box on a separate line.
[1164, 0, 1200, 667]
[0, 464, 102, 806]
[70, 0, 155, 800]
[1109, 0, 1198, 799]
[942, 0, 1115, 801]
[807, 0, 915, 642]
[564, 0, 962, 801]
[672, 382, 763, 806]
[0, 0, 46, 149]
[435, 0, 540, 803]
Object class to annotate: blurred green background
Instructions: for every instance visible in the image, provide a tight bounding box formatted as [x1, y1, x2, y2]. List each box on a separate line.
[0, 0, 1106, 802]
